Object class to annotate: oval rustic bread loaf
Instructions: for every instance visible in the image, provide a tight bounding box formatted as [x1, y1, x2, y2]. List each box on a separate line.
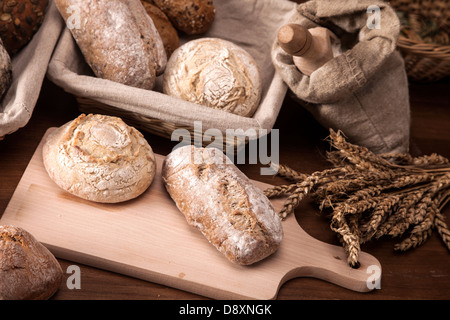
[0, 0, 49, 56]
[43, 114, 156, 203]
[149, 0, 215, 35]
[0, 38, 11, 100]
[162, 145, 283, 265]
[55, 0, 167, 90]
[163, 38, 262, 117]
[141, 0, 179, 57]
[0, 225, 63, 300]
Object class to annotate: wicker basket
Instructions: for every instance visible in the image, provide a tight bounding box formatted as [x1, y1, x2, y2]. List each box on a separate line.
[47, 0, 298, 152]
[389, 0, 450, 82]
[75, 96, 249, 152]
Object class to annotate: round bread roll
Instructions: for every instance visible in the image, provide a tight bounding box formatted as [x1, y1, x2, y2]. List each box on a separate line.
[43, 114, 156, 203]
[0, 0, 49, 56]
[0, 225, 63, 300]
[140, 0, 180, 57]
[150, 0, 215, 35]
[0, 38, 12, 100]
[163, 38, 262, 117]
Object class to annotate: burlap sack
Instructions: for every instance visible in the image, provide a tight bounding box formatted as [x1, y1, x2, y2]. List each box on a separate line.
[47, 0, 298, 141]
[272, 0, 411, 154]
[0, 0, 63, 139]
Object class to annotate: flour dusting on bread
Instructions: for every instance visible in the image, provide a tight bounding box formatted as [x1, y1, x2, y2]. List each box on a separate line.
[162, 145, 282, 265]
[43, 114, 156, 203]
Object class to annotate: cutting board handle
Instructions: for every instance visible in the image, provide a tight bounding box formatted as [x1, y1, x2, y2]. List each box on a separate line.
[277, 214, 382, 294]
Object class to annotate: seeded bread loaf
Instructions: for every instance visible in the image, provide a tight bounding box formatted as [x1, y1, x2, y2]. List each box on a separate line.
[0, 225, 63, 300]
[0, 0, 49, 56]
[140, 0, 179, 57]
[162, 145, 283, 265]
[0, 38, 11, 100]
[55, 0, 167, 90]
[43, 114, 156, 203]
[148, 0, 215, 35]
[163, 38, 262, 117]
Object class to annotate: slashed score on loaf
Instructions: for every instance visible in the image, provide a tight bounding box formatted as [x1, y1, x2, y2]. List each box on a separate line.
[54, 0, 167, 90]
[43, 114, 156, 203]
[0, 0, 49, 101]
[162, 145, 283, 265]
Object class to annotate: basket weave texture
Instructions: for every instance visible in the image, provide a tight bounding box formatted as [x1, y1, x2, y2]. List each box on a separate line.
[389, 0, 450, 82]
[46, 0, 298, 150]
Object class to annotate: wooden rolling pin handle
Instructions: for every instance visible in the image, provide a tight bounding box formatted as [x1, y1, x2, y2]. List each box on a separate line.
[277, 23, 335, 76]
[277, 23, 313, 57]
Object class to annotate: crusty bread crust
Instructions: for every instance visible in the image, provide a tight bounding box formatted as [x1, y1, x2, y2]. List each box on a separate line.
[0, 38, 11, 100]
[141, 1, 180, 57]
[0, 225, 63, 300]
[0, 0, 49, 56]
[162, 145, 283, 265]
[55, 0, 167, 90]
[43, 114, 156, 203]
[163, 38, 262, 117]
[150, 0, 215, 35]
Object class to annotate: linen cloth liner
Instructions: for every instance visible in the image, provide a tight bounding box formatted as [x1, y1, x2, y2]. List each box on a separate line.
[0, 0, 64, 139]
[272, 0, 411, 154]
[47, 0, 298, 139]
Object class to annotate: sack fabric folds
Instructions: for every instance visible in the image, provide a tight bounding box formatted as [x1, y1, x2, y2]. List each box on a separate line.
[272, 0, 411, 154]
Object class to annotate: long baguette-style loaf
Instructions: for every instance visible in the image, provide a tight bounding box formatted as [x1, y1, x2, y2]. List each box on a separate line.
[162, 145, 283, 265]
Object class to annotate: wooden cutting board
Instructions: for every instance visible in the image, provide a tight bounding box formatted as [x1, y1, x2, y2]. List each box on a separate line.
[0, 129, 381, 299]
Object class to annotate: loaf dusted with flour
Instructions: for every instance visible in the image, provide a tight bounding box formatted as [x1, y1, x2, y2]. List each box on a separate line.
[43, 114, 156, 203]
[0, 225, 63, 300]
[55, 0, 167, 90]
[162, 145, 283, 265]
[163, 38, 262, 117]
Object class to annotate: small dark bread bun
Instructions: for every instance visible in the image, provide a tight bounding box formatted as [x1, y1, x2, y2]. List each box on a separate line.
[0, 225, 63, 300]
[0, 0, 49, 56]
[163, 38, 262, 117]
[150, 0, 215, 35]
[0, 38, 12, 100]
[141, 0, 180, 57]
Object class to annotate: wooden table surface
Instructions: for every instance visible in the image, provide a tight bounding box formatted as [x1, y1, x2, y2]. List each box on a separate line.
[1, 76, 449, 300]
[1, 0, 450, 300]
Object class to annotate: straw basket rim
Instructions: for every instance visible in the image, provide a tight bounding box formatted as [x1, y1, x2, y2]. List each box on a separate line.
[389, 0, 450, 81]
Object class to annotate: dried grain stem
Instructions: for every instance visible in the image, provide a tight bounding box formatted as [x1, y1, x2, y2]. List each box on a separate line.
[265, 129, 450, 266]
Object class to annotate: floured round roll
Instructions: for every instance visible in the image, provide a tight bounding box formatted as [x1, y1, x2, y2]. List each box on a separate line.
[163, 38, 262, 117]
[0, 38, 11, 101]
[43, 114, 156, 203]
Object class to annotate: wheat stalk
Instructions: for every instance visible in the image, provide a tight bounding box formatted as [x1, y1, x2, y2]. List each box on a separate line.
[265, 129, 450, 267]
